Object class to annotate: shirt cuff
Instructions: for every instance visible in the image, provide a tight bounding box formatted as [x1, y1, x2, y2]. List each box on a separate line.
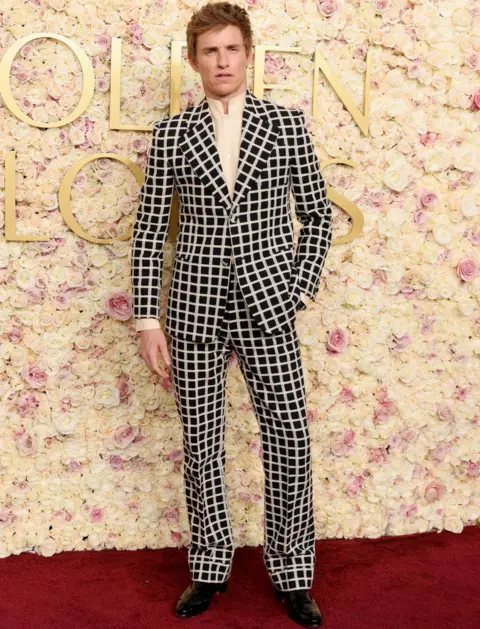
[299, 292, 310, 306]
[135, 318, 161, 332]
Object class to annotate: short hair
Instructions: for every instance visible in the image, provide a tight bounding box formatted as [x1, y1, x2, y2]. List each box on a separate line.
[186, 1, 253, 62]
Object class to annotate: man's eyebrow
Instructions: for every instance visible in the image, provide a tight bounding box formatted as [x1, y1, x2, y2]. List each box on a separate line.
[201, 44, 242, 51]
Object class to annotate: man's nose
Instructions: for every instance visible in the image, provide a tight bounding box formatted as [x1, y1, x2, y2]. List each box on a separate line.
[217, 51, 229, 67]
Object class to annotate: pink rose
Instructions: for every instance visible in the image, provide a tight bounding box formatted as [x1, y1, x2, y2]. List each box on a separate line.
[407, 61, 421, 79]
[69, 459, 82, 472]
[373, 0, 390, 13]
[392, 333, 410, 351]
[167, 448, 184, 462]
[316, 0, 339, 18]
[467, 461, 480, 477]
[109, 455, 124, 470]
[90, 507, 104, 523]
[331, 429, 356, 456]
[95, 35, 110, 51]
[369, 447, 388, 464]
[417, 188, 438, 208]
[96, 77, 109, 93]
[327, 328, 349, 353]
[18, 431, 37, 456]
[131, 137, 149, 153]
[425, 480, 446, 503]
[340, 388, 355, 403]
[436, 401, 454, 421]
[22, 363, 48, 388]
[430, 443, 449, 462]
[419, 132, 438, 146]
[346, 475, 364, 497]
[27, 288, 45, 304]
[471, 88, 480, 111]
[468, 230, 480, 245]
[456, 256, 478, 282]
[113, 425, 139, 449]
[374, 400, 395, 422]
[166, 508, 180, 523]
[117, 376, 133, 402]
[400, 504, 418, 518]
[8, 327, 23, 342]
[413, 209, 427, 225]
[465, 52, 480, 70]
[105, 291, 132, 321]
[0, 510, 15, 529]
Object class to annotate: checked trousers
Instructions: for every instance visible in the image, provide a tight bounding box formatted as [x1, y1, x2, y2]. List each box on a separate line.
[169, 256, 316, 591]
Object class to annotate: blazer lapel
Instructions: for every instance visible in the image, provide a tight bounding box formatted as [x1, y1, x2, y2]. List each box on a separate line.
[177, 89, 279, 213]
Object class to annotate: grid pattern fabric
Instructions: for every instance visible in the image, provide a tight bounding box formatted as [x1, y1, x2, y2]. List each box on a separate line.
[131, 89, 332, 343]
[169, 262, 316, 591]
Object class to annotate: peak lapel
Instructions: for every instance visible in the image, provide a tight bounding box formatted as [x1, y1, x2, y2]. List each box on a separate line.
[177, 100, 232, 211]
[232, 92, 278, 209]
[177, 90, 279, 213]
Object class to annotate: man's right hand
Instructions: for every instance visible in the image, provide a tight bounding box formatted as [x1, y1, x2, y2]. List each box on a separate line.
[138, 327, 172, 381]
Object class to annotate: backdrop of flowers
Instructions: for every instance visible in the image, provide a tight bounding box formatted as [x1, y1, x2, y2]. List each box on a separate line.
[0, 0, 479, 559]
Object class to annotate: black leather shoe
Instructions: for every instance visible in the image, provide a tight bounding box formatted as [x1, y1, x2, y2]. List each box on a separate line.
[274, 587, 323, 627]
[175, 580, 228, 618]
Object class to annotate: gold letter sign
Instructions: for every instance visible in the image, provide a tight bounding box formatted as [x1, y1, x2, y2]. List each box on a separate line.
[1, 36, 371, 244]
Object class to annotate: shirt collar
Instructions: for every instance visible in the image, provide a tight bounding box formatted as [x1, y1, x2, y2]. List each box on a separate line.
[206, 90, 246, 117]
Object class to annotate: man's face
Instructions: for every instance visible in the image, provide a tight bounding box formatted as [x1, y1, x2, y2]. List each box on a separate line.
[188, 24, 253, 100]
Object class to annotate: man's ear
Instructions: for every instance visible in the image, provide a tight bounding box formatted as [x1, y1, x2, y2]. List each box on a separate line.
[187, 55, 198, 72]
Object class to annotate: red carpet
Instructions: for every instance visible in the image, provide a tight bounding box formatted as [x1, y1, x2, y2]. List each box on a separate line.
[0, 526, 478, 629]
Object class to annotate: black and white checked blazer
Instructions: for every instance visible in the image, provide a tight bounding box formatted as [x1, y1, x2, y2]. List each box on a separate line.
[131, 88, 332, 342]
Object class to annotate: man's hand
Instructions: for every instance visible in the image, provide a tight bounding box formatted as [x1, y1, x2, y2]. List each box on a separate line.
[138, 328, 172, 382]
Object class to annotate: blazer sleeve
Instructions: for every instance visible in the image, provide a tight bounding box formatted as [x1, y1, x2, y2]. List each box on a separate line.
[290, 109, 333, 301]
[130, 120, 175, 323]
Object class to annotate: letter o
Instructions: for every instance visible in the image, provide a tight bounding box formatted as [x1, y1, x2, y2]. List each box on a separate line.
[59, 153, 144, 244]
[0, 32, 95, 128]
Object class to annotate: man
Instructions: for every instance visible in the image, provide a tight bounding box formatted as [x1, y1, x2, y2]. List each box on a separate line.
[131, 2, 332, 627]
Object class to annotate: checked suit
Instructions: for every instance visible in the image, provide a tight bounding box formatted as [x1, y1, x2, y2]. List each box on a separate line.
[131, 88, 333, 590]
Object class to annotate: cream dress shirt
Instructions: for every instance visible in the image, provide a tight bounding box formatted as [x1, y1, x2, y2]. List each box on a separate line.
[135, 90, 309, 332]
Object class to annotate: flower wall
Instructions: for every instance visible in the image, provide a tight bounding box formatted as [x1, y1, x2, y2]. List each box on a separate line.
[0, 0, 479, 558]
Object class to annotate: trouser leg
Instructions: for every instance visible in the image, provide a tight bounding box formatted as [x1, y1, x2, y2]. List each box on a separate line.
[170, 332, 234, 583]
[227, 270, 316, 591]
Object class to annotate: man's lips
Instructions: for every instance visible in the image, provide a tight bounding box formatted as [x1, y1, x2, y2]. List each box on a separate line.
[216, 74, 232, 77]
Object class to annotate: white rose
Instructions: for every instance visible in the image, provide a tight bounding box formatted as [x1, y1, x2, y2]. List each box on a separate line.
[457, 298, 476, 317]
[424, 150, 450, 172]
[68, 127, 85, 146]
[444, 516, 463, 533]
[90, 249, 109, 267]
[453, 150, 476, 172]
[48, 266, 67, 285]
[386, 207, 406, 226]
[460, 196, 478, 218]
[10, 293, 29, 309]
[386, 98, 409, 118]
[383, 165, 409, 191]
[149, 46, 170, 66]
[451, 9, 471, 30]
[344, 286, 364, 307]
[38, 537, 57, 557]
[15, 269, 36, 290]
[54, 413, 79, 435]
[94, 384, 120, 408]
[433, 225, 452, 245]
